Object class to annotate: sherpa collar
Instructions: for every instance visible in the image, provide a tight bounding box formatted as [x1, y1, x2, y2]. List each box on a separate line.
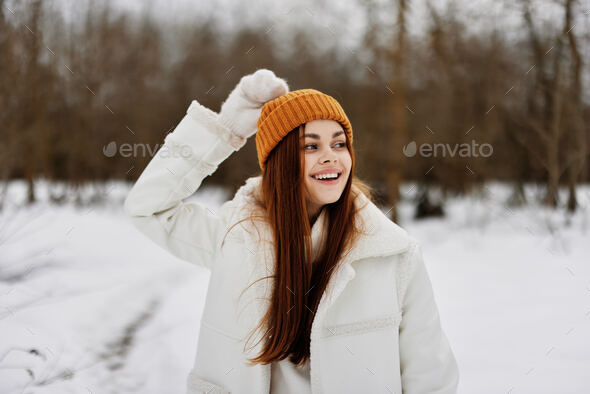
[225, 175, 411, 264]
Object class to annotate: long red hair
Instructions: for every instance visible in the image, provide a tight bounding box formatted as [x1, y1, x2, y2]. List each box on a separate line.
[237, 123, 373, 365]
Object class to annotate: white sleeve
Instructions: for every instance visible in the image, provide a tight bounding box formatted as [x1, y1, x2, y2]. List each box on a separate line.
[123, 99, 247, 270]
[398, 241, 460, 393]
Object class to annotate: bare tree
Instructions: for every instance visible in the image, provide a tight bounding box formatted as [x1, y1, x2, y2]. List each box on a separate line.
[385, 0, 410, 222]
[515, 0, 566, 207]
[510, 0, 590, 209]
[0, 0, 16, 209]
[19, 0, 44, 203]
[563, 0, 586, 212]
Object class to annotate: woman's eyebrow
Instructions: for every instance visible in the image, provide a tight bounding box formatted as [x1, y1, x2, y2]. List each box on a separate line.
[302, 130, 345, 139]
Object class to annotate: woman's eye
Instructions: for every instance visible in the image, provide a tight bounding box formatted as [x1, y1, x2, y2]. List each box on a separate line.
[304, 142, 346, 150]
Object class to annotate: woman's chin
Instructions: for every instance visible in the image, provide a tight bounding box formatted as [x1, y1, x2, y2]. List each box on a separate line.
[310, 192, 343, 206]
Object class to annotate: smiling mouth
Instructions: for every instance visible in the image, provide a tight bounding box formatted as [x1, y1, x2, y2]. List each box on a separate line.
[311, 172, 342, 184]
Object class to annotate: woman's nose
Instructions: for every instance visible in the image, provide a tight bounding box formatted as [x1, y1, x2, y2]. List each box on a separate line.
[319, 147, 338, 163]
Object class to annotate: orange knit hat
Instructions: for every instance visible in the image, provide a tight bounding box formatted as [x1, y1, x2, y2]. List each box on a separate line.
[255, 89, 353, 170]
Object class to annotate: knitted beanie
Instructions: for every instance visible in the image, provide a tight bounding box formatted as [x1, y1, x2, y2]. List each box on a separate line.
[255, 89, 353, 170]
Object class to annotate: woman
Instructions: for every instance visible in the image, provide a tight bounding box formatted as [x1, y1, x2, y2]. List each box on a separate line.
[124, 69, 459, 394]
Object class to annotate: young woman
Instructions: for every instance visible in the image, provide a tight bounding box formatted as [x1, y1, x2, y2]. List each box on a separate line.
[124, 69, 459, 394]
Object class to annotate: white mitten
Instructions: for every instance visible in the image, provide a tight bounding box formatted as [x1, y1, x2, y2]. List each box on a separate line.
[218, 69, 289, 139]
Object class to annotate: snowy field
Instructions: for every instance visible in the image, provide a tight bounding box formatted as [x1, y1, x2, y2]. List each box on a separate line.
[1, 179, 589, 393]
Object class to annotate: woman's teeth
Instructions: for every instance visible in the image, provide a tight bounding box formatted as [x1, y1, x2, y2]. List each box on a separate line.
[313, 173, 339, 180]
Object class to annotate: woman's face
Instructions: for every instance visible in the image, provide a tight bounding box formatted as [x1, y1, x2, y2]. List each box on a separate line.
[300, 119, 352, 216]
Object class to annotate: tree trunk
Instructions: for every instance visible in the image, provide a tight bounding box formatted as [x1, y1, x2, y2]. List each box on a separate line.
[387, 0, 408, 223]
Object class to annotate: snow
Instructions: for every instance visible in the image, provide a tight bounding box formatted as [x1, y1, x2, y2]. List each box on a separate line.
[1, 179, 589, 393]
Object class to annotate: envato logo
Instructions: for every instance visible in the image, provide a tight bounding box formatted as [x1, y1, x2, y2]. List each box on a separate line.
[102, 141, 193, 158]
[402, 140, 493, 158]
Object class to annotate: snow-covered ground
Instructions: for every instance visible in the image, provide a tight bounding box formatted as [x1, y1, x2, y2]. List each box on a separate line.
[1, 179, 589, 393]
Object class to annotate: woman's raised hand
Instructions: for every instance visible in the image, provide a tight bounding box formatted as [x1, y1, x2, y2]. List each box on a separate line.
[218, 69, 289, 139]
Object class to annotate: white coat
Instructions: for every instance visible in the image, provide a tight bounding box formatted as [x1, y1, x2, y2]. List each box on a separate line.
[124, 99, 460, 394]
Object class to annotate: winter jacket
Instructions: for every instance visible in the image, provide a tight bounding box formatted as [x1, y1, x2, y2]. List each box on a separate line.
[124, 99, 460, 394]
